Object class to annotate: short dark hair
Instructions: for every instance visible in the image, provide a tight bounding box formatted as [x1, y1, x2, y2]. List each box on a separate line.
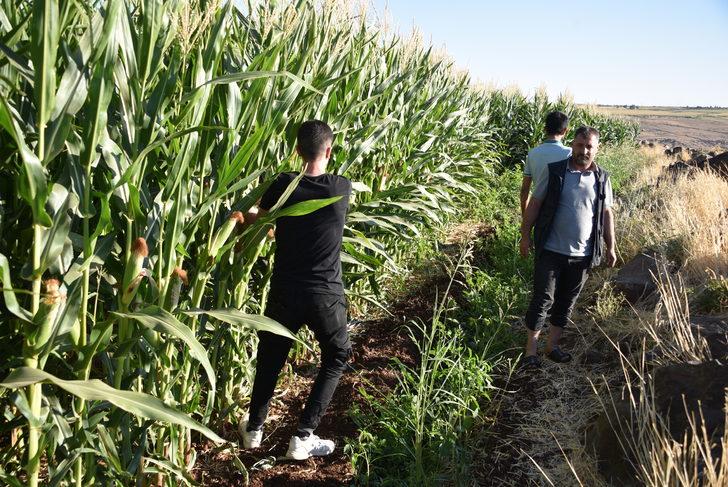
[297, 120, 334, 161]
[545, 111, 569, 136]
[573, 125, 600, 141]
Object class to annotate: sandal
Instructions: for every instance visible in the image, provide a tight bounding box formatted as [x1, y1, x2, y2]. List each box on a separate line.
[546, 347, 572, 363]
[520, 355, 541, 369]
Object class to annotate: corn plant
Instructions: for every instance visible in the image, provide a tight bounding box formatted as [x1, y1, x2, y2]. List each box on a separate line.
[0, 0, 636, 484]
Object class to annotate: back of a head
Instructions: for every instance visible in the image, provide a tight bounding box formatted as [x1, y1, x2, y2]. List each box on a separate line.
[545, 111, 569, 136]
[297, 120, 334, 162]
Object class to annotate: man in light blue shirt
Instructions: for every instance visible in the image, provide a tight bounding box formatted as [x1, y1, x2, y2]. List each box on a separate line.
[521, 111, 572, 216]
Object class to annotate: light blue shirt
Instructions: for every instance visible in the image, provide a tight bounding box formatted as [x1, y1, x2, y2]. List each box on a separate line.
[544, 163, 613, 257]
[524, 140, 572, 200]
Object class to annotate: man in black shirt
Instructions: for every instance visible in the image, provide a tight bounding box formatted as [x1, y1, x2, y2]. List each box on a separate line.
[241, 120, 352, 460]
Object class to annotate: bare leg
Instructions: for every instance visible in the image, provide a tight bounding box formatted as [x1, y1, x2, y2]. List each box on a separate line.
[525, 329, 541, 357]
[546, 326, 564, 354]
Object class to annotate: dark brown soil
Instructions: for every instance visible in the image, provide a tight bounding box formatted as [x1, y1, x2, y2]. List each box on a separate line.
[189, 316, 418, 486]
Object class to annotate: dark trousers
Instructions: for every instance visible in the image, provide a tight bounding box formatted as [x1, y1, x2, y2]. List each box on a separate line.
[525, 250, 590, 331]
[247, 289, 351, 436]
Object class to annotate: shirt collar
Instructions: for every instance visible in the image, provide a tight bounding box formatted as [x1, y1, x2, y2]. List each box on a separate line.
[543, 139, 563, 145]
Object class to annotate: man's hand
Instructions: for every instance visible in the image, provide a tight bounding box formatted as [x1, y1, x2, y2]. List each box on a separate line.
[519, 234, 531, 259]
[605, 248, 617, 267]
[520, 197, 542, 259]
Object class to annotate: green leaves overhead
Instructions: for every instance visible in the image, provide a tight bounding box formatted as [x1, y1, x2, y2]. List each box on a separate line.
[31, 0, 59, 141]
[182, 309, 301, 343]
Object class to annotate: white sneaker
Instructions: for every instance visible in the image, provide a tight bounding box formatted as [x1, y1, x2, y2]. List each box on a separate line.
[285, 434, 335, 460]
[239, 420, 263, 449]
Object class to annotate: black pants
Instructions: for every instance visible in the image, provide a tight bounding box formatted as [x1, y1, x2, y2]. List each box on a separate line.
[525, 250, 590, 331]
[247, 289, 351, 436]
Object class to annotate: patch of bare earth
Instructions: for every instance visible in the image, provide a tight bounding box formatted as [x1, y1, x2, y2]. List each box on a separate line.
[192, 222, 493, 486]
[636, 116, 728, 150]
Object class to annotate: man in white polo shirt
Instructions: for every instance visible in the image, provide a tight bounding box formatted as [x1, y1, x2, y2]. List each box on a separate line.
[520, 111, 571, 219]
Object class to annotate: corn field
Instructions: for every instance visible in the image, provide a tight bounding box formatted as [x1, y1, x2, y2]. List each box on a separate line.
[0, 0, 637, 485]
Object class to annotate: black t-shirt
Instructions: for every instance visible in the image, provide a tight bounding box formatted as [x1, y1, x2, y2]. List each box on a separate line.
[260, 172, 351, 295]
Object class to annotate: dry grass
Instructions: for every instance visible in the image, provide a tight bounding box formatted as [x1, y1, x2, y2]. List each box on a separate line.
[478, 267, 638, 486]
[617, 148, 728, 283]
[595, 352, 728, 487]
[646, 265, 713, 363]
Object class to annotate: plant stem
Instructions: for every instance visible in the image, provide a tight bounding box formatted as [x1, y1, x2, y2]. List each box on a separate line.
[26, 223, 43, 487]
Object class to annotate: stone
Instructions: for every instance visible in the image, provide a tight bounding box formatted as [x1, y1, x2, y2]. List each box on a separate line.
[653, 362, 728, 443]
[693, 153, 709, 165]
[708, 151, 728, 178]
[589, 361, 728, 485]
[690, 315, 728, 360]
[613, 251, 660, 303]
[672, 146, 684, 156]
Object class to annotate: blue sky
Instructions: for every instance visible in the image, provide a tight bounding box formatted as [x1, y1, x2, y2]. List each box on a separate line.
[371, 0, 728, 107]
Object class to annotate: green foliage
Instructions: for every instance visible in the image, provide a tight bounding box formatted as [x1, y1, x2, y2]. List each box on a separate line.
[348, 253, 499, 486]
[0, 0, 638, 484]
[347, 170, 533, 485]
[695, 273, 728, 314]
[596, 143, 649, 193]
[487, 91, 639, 168]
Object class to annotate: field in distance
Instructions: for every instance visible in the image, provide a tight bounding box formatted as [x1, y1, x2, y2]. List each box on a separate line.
[589, 105, 728, 150]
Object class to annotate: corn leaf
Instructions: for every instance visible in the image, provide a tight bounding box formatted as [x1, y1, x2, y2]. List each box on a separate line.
[112, 306, 216, 391]
[0, 367, 225, 443]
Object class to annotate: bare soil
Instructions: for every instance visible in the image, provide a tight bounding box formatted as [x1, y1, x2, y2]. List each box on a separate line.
[471, 269, 640, 487]
[192, 315, 419, 486]
[593, 106, 728, 150]
[636, 116, 728, 150]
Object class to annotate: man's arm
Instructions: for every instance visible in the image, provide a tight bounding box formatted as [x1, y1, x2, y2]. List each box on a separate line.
[520, 176, 532, 216]
[603, 207, 616, 267]
[520, 196, 543, 258]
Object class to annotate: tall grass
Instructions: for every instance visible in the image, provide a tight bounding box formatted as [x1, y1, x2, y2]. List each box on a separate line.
[0, 0, 635, 484]
[614, 148, 728, 280]
[348, 245, 501, 485]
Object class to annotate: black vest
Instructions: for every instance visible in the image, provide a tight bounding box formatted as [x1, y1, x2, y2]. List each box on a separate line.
[533, 158, 609, 268]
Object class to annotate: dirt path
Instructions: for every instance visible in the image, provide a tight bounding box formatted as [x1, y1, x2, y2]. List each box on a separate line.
[473, 277, 628, 486]
[191, 314, 418, 486]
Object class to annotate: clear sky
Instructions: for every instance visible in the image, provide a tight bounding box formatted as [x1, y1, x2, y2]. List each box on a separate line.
[370, 0, 728, 107]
